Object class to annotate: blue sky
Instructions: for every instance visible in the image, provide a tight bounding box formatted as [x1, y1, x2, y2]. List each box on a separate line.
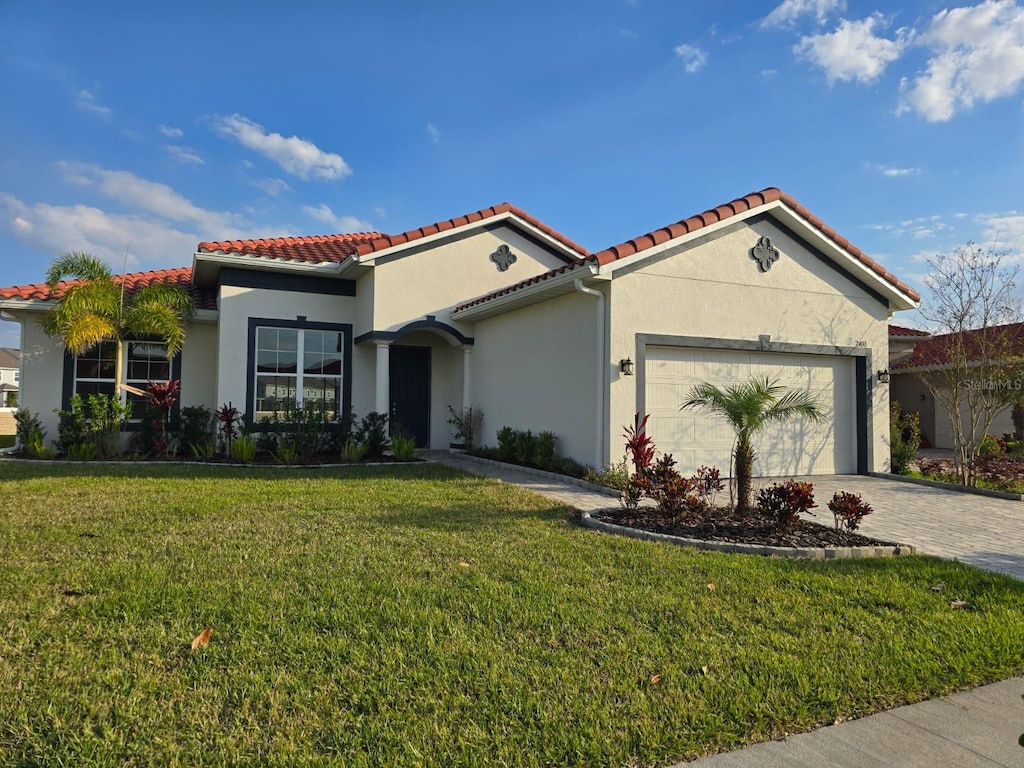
[3, 0, 1024, 349]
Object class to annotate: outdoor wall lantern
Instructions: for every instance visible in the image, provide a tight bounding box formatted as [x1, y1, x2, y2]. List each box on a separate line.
[877, 369, 891, 383]
[620, 358, 635, 376]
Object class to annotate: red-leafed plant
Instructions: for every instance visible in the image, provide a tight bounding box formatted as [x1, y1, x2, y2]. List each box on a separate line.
[756, 480, 817, 529]
[216, 402, 241, 458]
[622, 413, 656, 510]
[827, 491, 872, 532]
[146, 379, 180, 456]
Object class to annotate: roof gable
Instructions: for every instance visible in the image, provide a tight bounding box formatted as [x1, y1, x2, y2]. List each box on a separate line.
[455, 187, 919, 317]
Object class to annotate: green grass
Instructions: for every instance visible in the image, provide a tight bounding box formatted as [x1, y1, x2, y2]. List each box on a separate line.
[1, 463, 1023, 767]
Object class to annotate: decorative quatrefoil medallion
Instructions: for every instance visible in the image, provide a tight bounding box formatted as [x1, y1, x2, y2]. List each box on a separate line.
[750, 236, 780, 272]
[490, 244, 518, 272]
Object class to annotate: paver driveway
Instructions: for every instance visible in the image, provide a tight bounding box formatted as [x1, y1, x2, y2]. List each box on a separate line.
[786, 475, 1024, 580]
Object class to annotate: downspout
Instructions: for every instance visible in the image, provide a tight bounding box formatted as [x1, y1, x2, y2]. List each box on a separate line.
[574, 277, 605, 467]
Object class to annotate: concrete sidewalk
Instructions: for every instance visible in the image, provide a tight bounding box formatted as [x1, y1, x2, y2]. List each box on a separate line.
[430, 452, 1024, 768]
[680, 676, 1024, 768]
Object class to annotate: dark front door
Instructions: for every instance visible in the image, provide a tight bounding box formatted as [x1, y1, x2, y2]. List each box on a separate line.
[390, 345, 431, 447]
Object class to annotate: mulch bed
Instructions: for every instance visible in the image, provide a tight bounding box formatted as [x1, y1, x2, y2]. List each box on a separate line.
[593, 506, 899, 548]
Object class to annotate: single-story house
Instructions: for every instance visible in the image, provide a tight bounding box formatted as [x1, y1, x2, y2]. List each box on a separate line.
[891, 322, 1024, 448]
[0, 187, 919, 474]
[0, 346, 19, 407]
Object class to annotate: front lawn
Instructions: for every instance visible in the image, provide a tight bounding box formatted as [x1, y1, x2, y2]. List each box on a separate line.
[2, 463, 1023, 767]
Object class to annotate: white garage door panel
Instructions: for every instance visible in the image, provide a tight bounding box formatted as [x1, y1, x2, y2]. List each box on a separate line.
[645, 347, 856, 477]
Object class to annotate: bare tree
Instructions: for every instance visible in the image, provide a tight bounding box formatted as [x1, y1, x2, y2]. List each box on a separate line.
[918, 243, 1024, 485]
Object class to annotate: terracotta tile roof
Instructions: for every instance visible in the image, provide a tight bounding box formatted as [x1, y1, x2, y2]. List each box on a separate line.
[456, 188, 921, 314]
[893, 322, 1024, 370]
[0, 267, 218, 311]
[198, 232, 384, 264]
[353, 202, 589, 258]
[591, 188, 920, 302]
[889, 324, 930, 338]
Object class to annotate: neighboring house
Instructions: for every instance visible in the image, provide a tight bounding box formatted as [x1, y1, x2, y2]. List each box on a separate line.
[0, 187, 919, 474]
[890, 322, 1024, 448]
[0, 346, 19, 407]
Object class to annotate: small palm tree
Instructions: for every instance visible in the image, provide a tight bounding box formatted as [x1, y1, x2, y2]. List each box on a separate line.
[41, 251, 194, 397]
[681, 376, 823, 513]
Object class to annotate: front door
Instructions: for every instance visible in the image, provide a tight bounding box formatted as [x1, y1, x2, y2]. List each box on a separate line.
[389, 345, 431, 447]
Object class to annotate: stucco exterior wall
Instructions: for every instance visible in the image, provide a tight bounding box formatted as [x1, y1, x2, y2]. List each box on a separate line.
[178, 321, 218, 410]
[371, 227, 572, 333]
[10, 313, 67, 441]
[890, 373, 936, 446]
[216, 284, 360, 415]
[607, 219, 893, 472]
[471, 291, 599, 464]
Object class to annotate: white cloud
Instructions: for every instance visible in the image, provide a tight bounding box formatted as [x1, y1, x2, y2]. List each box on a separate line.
[252, 178, 291, 197]
[978, 211, 1024, 254]
[795, 14, 909, 84]
[75, 89, 112, 119]
[372, 206, 387, 219]
[426, 123, 441, 144]
[761, 68, 778, 79]
[899, 0, 1024, 121]
[211, 114, 352, 181]
[55, 161, 243, 236]
[163, 145, 204, 166]
[763, 0, 845, 29]
[158, 125, 184, 138]
[301, 204, 372, 232]
[864, 162, 921, 177]
[0, 191, 196, 270]
[674, 44, 708, 73]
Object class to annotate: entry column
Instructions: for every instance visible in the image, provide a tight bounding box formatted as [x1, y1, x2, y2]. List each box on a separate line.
[461, 345, 473, 412]
[375, 340, 392, 420]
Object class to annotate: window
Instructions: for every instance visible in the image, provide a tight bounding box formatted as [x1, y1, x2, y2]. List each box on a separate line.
[254, 326, 344, 419]
[13, 370, 18, 382]
[71, 340, 171, 418]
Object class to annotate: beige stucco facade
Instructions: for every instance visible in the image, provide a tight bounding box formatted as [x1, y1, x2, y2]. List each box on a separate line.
[1, 195, 918, 469]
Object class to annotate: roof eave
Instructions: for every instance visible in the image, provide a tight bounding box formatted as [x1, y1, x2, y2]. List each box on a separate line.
[452, 264, 595, 321]
[191, 251, 357, 287]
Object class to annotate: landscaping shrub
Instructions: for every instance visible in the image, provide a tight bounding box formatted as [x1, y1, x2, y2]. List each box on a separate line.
[584, 457, 630, 491]
[391, 434, 417, 461]
[547, 455, 591, 478]
[180, 405, 216, 458]
[622, 414, 656, 511]
[55, 395, 88, 452]
[15, 409, 45, 451]
[890, 401, 921, 475]
[756, 480, 817, 529]
[512, 429, 535, 465]
[66, 443, 97, 461]
[340, 439, 368, 463]
[356, 412, 389, 460]
[536, 431, 556, 470]
[496, 426, 517, 463]
[447, 405, 484, 449]
[827, 491, 872, 532]
[215, 402, 241, 458]
[273, 440, 299, 465]
[978, 434, 1006, 457]
[232, 435, 257, 464]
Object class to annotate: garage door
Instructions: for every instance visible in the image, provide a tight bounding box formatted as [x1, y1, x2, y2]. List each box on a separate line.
[645, 346, 856, 477]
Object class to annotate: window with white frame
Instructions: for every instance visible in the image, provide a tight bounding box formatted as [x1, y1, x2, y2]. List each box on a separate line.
[254, 326, 344, 419]
[73, 340, 171, 418]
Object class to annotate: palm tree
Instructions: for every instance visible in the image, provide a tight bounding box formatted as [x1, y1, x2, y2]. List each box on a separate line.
[41, 251, 194, 397]
[681, 376, 823, 513]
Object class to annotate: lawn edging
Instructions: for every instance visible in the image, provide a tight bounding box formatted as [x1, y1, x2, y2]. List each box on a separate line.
[0, 456, 425, 469]
[579, 510, 916, 559]
[869, 472, 1024, 501]
[453, 452, 621, 498]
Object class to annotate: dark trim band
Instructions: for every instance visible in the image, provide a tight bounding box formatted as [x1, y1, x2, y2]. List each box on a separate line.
[355, 316, 473, 347]
[220, 267, 356, 297]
